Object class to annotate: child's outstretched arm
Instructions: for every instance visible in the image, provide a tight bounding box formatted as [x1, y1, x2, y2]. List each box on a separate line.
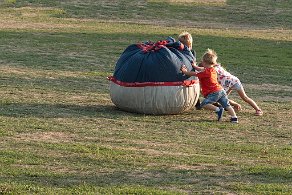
[181, 65, 197, 76]
[192, 62, 205, 72]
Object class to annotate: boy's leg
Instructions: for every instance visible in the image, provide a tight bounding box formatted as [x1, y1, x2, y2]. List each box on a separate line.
[200, 92, 221, 111]
[217, 91, 238, 122]
[200, 92, 224, 121]
[202, 103, 224, 121]
[225, 106, 237, 118]
[212, 102, 222, 107]
[218, 97, 237, 118]
[202, 103, 218, 111]
[226, 106, 238, 123]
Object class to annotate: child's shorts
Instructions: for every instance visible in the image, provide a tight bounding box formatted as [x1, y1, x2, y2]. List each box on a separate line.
[231, 82, 243, 91]
[200, 90, 231, 109]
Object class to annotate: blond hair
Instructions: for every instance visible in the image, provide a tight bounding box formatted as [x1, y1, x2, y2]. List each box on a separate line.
[202, 48, 218, 65]
[178, 31, 193, 50]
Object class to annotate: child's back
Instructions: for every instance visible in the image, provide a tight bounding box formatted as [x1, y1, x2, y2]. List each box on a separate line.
[214, 64, 241, 92]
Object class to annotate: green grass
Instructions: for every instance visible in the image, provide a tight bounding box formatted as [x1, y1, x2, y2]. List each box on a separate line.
[0, 0, 292, 194]
[2, 0, 291, 29]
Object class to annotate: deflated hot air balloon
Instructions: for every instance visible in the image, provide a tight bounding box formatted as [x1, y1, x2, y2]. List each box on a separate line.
[108, 37, 200, 115]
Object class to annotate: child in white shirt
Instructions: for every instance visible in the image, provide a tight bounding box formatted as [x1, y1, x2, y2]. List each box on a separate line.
[214, 64, 263, 116]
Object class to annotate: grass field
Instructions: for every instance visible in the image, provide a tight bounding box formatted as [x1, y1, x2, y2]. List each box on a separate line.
[0, 0, 291, 194]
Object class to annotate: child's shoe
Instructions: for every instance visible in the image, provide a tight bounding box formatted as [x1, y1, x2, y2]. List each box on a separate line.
[216, 107, 224, 121]
[230, 117, 238, 123]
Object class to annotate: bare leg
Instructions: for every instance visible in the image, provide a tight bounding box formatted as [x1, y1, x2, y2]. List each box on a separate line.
[225, 89, 242, 111]
[202, 103, 218, 111]
[225, 106, 237, 118]
[237, 88, 261, 111]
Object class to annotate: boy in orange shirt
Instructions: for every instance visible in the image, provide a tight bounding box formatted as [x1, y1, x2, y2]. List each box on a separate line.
[181, 49, 238, 123]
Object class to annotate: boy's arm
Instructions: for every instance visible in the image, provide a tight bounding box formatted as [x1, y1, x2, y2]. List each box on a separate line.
[181, 65, 197, 76]
[229, 99, 242, 111]
[191, 62, 205, 72]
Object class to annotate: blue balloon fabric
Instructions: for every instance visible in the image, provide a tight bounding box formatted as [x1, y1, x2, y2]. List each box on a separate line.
[113, 37, 196, 83]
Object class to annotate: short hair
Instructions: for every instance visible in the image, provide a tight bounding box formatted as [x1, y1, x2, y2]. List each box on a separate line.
[202, 49, 218, 65]
[178, 31, 193, 49]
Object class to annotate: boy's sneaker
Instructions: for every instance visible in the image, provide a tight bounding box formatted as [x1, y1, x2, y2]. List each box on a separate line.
[216, 107, 224, 121]
[230, 117, 239, 123]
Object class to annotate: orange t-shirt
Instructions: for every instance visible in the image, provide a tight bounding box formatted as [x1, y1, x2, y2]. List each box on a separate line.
[196, 67, 223, 97]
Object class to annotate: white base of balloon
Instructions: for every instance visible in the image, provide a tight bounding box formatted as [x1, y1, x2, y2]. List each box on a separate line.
[109, 82, 200, 115]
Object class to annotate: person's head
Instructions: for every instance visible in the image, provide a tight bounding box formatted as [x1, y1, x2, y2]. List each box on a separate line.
[178, 31, 193, 50]
[202, 48, 218, 66]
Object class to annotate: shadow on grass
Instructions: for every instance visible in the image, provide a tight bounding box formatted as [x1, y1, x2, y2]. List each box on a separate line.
[2, 75, 109, 94]
[0, 102, 216, 122]
[1, 166, 291, 192]
[0, 101, 178, 122]
[0, 102, 127, 119]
